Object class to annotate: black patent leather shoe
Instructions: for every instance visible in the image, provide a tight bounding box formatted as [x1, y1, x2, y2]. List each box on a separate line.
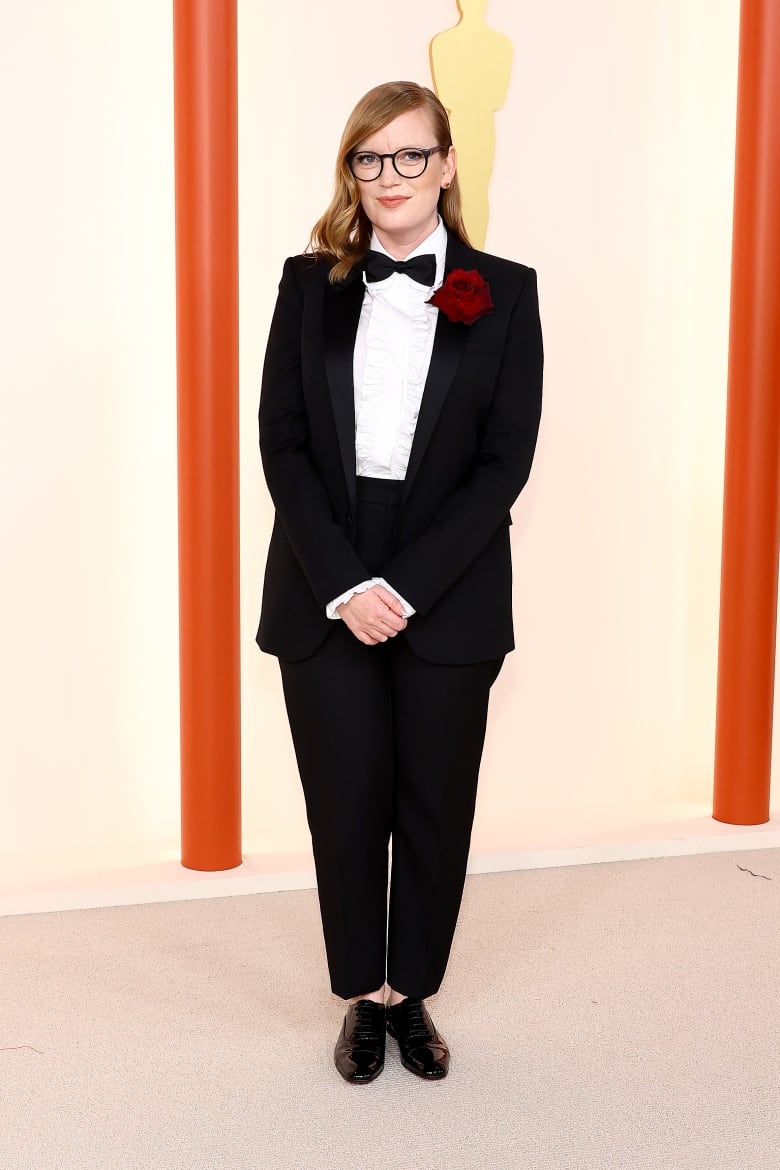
[386, 998, 450, 1079]
[334, 999, 386, 1083]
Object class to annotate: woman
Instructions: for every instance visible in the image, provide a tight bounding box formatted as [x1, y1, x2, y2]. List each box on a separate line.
[257, 81, 543, 1083]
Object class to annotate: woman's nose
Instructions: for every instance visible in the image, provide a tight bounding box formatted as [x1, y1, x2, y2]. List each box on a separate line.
[378, 159, 402, 186]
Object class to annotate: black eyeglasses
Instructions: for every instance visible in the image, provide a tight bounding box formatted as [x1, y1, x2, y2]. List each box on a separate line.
[348, 146, 448, 182]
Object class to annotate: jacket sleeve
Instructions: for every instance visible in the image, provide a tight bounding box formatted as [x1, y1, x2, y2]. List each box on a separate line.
[259, 258, 370, 607]
[381, 267, 543, 615]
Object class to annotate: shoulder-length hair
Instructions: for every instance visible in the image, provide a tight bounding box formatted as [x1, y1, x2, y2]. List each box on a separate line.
[308, 81, 470, 282]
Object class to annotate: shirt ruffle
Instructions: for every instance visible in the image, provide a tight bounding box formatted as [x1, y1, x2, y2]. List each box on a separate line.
[354, 281, 438, 480]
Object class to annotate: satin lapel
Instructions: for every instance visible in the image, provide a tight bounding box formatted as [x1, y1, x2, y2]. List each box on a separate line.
[324, 273, 364, 515]
[401, 236, 478, 504]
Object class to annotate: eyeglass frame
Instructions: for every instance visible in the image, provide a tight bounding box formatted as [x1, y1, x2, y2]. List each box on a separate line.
[347, 145, 449, 182]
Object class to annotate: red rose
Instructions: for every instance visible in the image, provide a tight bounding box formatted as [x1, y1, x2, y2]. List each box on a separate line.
[428, 268, 494, 325]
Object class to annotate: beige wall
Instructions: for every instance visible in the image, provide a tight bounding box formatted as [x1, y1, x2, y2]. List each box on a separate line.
[0, 2, 180, 855]
[3, 0, 768, 864]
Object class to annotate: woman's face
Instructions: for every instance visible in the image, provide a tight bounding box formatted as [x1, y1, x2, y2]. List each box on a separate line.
[352, 108, 456, 258]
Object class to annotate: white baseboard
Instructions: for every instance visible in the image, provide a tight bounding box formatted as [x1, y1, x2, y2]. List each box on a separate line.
[2, 805, 778, 918]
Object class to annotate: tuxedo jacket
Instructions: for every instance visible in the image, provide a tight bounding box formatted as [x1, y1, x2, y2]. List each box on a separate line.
[256, 231, 543, 664]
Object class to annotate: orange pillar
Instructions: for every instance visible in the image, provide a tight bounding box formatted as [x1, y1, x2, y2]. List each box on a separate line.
[713, 0, 780, 824]
[173, 0, 241, 868]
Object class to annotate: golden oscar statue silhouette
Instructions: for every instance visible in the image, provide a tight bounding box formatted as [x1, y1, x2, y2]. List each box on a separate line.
[430, 0, 513, 249]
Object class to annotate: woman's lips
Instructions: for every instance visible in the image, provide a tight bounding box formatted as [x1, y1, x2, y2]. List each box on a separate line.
[377, 197, 409, 208]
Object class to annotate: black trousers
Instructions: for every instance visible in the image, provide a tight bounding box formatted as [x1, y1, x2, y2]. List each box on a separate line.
[279, 478, 502, 1000]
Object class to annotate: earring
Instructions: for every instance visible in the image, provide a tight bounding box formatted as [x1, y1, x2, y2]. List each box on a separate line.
[442, 182, 451, 190]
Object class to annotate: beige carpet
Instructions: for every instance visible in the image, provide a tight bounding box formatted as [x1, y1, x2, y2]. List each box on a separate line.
[2, 847, 780, 1170]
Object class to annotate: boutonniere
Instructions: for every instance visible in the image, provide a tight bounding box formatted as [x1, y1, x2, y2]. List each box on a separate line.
[428, 268, 494, 325]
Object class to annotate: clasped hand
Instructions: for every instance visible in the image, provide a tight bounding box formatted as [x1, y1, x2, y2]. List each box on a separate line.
[337, 585, 408, 646]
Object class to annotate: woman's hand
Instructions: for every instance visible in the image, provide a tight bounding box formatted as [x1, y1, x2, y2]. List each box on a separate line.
[337, 585, 408, 646]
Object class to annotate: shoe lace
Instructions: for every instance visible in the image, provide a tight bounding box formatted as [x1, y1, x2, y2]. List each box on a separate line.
[353, 1000, 382, 1043]
[402, 1000, 433, 1042]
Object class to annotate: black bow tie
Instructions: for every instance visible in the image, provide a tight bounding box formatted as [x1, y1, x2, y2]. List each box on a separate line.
[364, 250, 437, 286]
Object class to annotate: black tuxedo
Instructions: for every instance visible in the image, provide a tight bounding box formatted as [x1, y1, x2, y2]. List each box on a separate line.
[257, 232, 543, 999]
[257, 233, 543, 664]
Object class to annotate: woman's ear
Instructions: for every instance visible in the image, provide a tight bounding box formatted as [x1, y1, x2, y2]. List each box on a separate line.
[442, 146, 457, 189]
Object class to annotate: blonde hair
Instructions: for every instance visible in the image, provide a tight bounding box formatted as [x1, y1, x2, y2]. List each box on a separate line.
[308, 82, 470, 282]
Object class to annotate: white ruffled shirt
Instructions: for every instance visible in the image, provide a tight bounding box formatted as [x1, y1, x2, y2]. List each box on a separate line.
[326, 218, 447, 620]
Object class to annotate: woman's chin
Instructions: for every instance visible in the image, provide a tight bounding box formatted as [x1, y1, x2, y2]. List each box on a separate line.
[369, 209, 437, 249]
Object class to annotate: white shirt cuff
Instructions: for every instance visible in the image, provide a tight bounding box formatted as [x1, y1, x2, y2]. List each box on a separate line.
[325, 580, 375, 620]
[325, 578, 416, 620]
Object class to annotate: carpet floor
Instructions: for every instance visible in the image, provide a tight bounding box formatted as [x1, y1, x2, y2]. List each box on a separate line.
[2, 847, 779, 1170]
